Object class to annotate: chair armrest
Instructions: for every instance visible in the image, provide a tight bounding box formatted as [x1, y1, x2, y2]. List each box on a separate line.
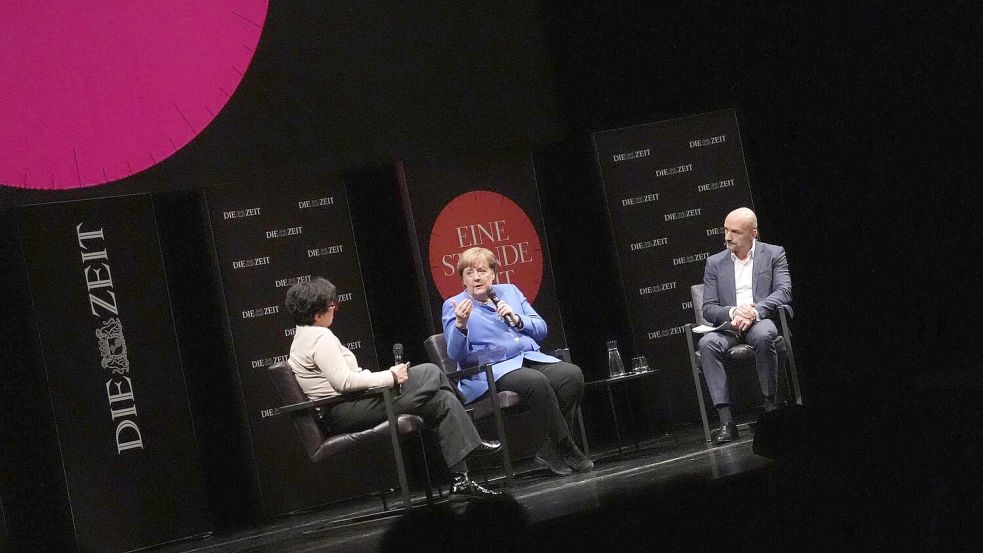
[777, 304, 792, 338]
[552, 347, 572, 363]
[444, 363, 489, 383]
[270, 386, 393, 416]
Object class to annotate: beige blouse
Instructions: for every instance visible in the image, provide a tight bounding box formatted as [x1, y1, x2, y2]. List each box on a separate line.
[287, 325, 392, 399]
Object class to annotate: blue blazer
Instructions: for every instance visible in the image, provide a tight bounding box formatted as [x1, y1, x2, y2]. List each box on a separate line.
[701, 241, 793, 325]
[441, 284, 558, 403]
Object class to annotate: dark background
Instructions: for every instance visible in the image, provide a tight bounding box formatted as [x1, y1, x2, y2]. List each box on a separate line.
[3, 0, 981, 532]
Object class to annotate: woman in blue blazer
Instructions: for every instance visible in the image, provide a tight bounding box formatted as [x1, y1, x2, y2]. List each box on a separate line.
[442, 247, 592, 474]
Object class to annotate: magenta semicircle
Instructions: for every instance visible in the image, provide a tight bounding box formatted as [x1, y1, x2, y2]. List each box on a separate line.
[0, 1, 269, 190]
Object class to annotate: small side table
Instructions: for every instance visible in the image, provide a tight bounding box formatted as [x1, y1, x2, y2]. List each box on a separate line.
[585, 368, 677, 458]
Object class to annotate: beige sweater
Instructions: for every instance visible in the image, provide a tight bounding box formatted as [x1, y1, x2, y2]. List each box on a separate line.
[287, 325, 392, 399]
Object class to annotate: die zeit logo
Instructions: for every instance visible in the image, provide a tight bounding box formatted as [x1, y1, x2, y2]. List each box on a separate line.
[77, 223, 144, 454]
[428, 190, 544, 302]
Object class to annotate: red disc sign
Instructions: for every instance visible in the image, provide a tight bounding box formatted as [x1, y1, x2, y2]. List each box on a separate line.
[428, 190, 544, 302]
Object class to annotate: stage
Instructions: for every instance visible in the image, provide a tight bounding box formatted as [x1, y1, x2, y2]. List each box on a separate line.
[149, 424, 778, 553]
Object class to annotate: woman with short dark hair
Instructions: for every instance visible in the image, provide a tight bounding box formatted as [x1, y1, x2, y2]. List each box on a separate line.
[285, 276, 500, 496]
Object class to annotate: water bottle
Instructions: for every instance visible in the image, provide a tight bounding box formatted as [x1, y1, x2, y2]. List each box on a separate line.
[607, 340, 625, 378]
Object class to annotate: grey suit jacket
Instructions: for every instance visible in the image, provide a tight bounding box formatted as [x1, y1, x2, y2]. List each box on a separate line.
[701, 240, 793, 325]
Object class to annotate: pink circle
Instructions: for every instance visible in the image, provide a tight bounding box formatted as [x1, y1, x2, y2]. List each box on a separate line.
[0, 1, 268, 189]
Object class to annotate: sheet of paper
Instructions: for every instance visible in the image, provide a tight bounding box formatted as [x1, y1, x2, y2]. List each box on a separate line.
[692, 322, 735, 334]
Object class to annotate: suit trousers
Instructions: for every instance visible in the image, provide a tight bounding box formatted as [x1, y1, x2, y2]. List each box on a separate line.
[492, 360, 585, 445]
[697, 319, 779, 407]
[327, 363, 481, 471]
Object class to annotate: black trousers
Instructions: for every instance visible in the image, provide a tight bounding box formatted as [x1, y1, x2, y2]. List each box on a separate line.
[327, 363, 481, 471]
[494, 360, 585, 444]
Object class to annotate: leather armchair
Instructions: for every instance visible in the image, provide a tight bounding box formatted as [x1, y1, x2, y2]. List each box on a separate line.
[683, 284, 801, 442]
[423, 334, 519, 486]
[267, 362, 431, 512]
[424, 334, 590, 478]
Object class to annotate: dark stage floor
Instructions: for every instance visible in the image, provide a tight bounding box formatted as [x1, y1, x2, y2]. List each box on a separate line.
[150, 425, 776, 553]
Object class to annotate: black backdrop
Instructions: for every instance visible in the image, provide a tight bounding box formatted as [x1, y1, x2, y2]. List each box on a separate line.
[8, 196, 211, 551]
[203, 177, 381, 516]
[2, 0, 981, 535]
[1, 4, 977, 376]
[593, 110, 755, 421]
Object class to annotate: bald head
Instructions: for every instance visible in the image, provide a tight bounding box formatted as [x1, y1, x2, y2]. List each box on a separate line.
[723, 207, 758, 258]
[726, 207, 757, 229]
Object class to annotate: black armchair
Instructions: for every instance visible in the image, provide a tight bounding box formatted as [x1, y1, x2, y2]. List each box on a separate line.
[683, 284, 801, 442]
[267, 361, 431, 513]
[423, 334, 517, 486]
[423, 334, 590, 478]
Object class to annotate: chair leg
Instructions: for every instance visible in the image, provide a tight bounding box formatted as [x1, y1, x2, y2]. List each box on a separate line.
[417, 433, 435, 504]
[382, 389, 412, 511]
[576, 406, 590, 457]
[778, 308, 802, 405]
[485, 364, 514, 487]
[685, 325, 713, 443]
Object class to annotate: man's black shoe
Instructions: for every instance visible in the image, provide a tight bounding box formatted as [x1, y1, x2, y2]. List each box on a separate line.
[557, 438, 594, 472]
[450, 474, 500, 497]
[471, 439, 502, 456]
[711, 421, 739, 446]
[534, 438, 573, 476]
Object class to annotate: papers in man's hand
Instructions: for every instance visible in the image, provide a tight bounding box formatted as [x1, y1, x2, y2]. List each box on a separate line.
[692, 321, 735, 334]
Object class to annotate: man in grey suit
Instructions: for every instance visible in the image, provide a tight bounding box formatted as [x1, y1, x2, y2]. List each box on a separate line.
[699, 207, 792, 445]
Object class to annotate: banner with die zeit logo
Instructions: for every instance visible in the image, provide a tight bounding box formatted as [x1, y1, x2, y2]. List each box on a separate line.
[593, 109, 754, 419]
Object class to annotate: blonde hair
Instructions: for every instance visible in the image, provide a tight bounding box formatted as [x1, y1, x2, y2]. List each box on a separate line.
[456, 247, 500, 277]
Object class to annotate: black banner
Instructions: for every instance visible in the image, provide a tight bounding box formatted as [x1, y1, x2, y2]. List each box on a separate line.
[398, 148, 566, 352]
[593, 109, 754, 419]
[204, 176, 380, 516]
[15, 195, 211, 552]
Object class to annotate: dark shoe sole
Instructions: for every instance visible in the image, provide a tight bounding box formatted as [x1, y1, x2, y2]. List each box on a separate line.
[534, 456, 573, 476]
[568, 459, 594, 472]
[471, 444, 503, 457]
[711, 431, 739, 446]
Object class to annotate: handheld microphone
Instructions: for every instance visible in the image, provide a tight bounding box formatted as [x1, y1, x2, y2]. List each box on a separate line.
[486, 289, 519, 328]
[393, 343, 404, 393]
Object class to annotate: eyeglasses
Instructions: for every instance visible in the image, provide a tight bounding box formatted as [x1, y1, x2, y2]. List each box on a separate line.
[328, 301, 340, 313]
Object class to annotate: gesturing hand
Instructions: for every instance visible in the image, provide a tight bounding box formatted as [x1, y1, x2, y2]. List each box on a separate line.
[452, 298, 473, 329]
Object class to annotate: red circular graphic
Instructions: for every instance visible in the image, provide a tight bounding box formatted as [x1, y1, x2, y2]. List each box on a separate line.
[0, 1, 268, 189]
[429, 190, 544, 302]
